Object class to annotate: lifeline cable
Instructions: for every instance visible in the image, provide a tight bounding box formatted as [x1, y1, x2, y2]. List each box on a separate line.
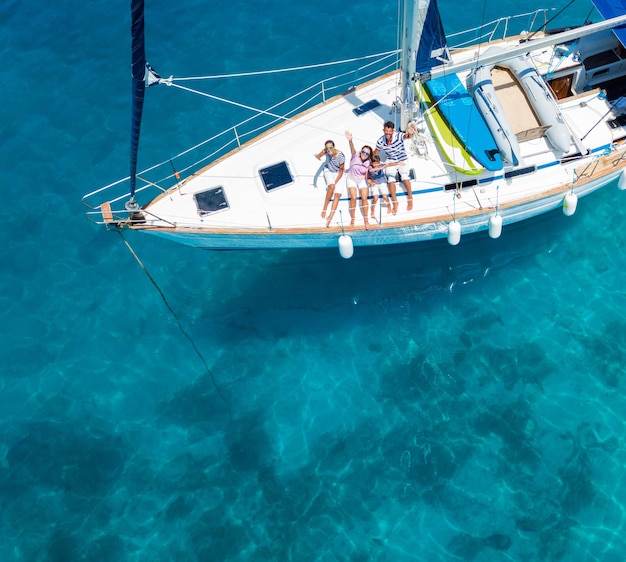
[526, 0, 576, 41]
[116, 230, 232, 419]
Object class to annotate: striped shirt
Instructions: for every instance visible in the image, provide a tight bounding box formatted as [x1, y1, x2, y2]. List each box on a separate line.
[325, 151, 345, 173]
[376, 131, 407, 161]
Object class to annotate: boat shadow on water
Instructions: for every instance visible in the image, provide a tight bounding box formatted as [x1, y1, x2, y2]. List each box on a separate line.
[157, 202, 589, 329]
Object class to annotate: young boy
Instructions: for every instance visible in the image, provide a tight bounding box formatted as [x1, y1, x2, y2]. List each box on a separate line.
[367, 153, 391, 219]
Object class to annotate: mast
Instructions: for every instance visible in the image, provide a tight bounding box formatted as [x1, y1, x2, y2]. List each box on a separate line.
[400, 0, 450, 129]
[400, 0, 417, 130]
[128, 0, 146, 211]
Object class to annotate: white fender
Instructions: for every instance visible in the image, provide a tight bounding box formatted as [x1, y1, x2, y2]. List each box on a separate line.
[563, 192, 578, 216]
[498, 55, 571, 153]
[488, 214, 503, 238]
[448, 220, 461, 245]
[338, 234, 354, 259]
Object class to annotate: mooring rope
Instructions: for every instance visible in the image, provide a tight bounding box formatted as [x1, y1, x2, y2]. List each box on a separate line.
[117, 230, 232, 419]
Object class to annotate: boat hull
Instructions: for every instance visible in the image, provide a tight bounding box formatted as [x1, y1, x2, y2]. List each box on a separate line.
[138, 166, 624, 249]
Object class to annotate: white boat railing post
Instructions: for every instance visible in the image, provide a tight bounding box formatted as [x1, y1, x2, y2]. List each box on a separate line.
[234, 127, 241, 149]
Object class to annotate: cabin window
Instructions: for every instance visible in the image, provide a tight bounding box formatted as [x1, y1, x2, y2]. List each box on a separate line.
[444, 178, 478, 191]
[259, 161, 294, 191]
[194, 187, 229, 216]
[353, 100, 381, 116]
[591, 68, 610, 79]
[504, 165, 537, 179]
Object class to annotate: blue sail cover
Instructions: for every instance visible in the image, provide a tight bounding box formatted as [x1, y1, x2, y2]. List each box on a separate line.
[414, 0, 502, 171]
[414, 0, 449, 74]
[592, 0, 626, 46]
[130, 0, 146, 199]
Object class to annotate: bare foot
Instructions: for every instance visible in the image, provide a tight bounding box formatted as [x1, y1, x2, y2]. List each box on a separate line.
[407, 199, 413, 211]
[386, 203, 392, 214]
[364, 219, 369, 230]
[321, 210, 326, 218]
[350, 219, 355, 227]
[392, 202, 398, 215]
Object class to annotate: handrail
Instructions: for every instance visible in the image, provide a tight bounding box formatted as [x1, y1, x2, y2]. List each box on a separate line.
[82, 52, 400, 213]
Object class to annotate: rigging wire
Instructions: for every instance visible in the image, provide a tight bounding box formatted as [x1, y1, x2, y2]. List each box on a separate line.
[172, 50, 399, 81]
[526, 0, 576, 41]
[154, 50, 400, 148]
[116, 230, 232, 420]
[396, 0, 402, 62]
[164, 82, 350, 140]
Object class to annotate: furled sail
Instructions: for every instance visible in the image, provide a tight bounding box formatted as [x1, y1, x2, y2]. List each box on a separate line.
[400, 0, 450, 127]
[129, 0, 146, 205]
[413, 0, 449, 74]
[592, 0, 626, 47]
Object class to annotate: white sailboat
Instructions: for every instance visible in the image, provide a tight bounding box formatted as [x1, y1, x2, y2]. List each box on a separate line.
[83, 0, 626, 258]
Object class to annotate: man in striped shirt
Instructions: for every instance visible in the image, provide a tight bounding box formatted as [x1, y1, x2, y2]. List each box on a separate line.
[374, 120, 415, 213]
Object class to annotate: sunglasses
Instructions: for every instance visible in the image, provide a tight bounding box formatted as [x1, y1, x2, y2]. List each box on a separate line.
[325, 147, 334, 151]
[361, 151, 371, 156]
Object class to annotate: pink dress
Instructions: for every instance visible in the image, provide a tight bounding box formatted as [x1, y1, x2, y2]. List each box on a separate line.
[346, 153, 370, 188]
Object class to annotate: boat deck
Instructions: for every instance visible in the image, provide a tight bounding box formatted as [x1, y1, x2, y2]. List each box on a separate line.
[124, 35, 626, 248]
[145, 76, 607, 230]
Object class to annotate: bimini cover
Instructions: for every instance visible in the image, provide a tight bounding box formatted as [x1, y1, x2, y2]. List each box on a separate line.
[592, 0, 626, 47]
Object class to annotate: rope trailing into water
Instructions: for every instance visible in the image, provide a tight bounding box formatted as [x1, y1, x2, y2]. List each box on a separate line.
[116, 230, 232, 418]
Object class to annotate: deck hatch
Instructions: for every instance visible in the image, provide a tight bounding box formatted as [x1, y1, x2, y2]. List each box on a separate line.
[353, 100, 381, 116]
[194, 187, 229, 216]
[260, 161, 294, 191]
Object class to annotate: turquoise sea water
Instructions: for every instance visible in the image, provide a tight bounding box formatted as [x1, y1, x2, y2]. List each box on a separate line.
[2, 0, 626, 560]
